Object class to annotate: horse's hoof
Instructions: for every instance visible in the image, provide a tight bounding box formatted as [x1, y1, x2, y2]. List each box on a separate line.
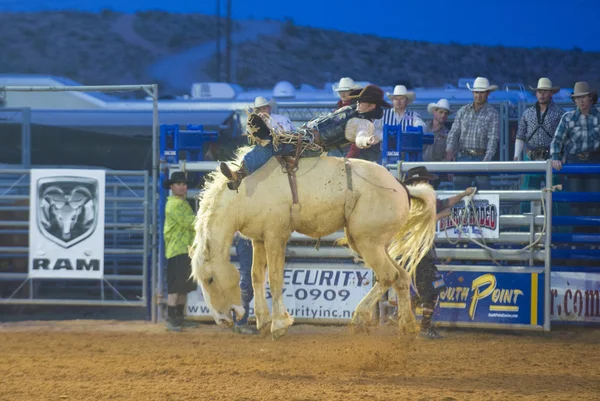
[399, 322, 419, 336]
[271, 328, 288, 341]
[350, 323, 370, 335]
[258, 324, 271, 339]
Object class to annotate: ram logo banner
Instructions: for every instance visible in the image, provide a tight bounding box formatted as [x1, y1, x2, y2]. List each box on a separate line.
[436, 194, 499, 239]
[28, 169, 105, 279]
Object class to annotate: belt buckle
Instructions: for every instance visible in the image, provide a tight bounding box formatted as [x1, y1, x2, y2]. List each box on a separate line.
[577, 152, 590, 161]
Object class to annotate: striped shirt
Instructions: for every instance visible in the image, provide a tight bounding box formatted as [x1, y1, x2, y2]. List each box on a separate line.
[164, 196, 196, 259]
[516, 102, 565, 149]
[446, 103, 500, 161]
[381, 109, 427, 131]
[550, 107, 600, 161]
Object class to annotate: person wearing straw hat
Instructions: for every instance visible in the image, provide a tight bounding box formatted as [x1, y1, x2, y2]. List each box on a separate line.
[402, 167, 476, 339]
[162, 171, 197, 332]
[550, 81, 600, 234]
[445, 77, 500, 190]
[334, 77, 363, 110]
[422, 99, 454, 188]
[252, 96, 295, 131]
[381, 85, 427, 131]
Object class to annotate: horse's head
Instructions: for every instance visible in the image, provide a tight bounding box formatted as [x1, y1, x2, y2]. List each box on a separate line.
[192, 248, 243, 328]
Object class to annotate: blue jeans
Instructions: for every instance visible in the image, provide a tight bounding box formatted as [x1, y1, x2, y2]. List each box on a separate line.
[327, 143, 351, 157]
[233, 235, 254, 326]
[244, 143, 275, 174]
[453, 154, 491, 190]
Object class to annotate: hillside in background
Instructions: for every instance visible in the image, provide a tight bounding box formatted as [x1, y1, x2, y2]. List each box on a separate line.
[0, 11, 598, 96]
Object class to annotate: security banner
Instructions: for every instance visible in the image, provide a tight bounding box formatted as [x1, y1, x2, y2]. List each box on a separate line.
[187, 265, 373, 321]
[433, 269, 544, 327]
[28, 169, 106, 279]
[436, 194, 500, 239]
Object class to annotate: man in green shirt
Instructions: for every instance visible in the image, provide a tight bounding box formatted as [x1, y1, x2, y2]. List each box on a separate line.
[163, 172, 197, 332]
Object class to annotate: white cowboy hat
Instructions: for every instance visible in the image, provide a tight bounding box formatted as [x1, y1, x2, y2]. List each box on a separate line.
[334, 77, 358, 92]
[571, 81, 596, 98]
[427, 98, 453, 115]
[529, 77, 560, 93]
[467, 77, 498, 92]
[252, 96, 270, 108]
[386, 85, 416, 104]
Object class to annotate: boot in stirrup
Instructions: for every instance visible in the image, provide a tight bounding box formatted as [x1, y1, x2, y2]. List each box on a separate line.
[220, 162, 248, 191]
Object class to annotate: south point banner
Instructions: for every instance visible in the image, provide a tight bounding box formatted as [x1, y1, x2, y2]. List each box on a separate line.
[434, 270, 544, 327]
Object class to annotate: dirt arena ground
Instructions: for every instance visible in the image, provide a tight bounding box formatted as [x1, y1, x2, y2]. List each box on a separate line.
[0, 320, 599, 401]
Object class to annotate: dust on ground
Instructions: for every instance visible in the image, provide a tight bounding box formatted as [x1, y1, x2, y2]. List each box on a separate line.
[1, 320, 599, 401]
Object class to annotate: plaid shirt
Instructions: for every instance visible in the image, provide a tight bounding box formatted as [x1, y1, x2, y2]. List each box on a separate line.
[550, 107, 600, 160]
[516, 102, 565, 149]
[446, 103, 500, 161]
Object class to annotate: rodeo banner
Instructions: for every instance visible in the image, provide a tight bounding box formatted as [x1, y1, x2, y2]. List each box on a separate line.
[28, 169, 106, 279]
[436, 194, 499, 239]
[187, 264, 373, 321]
[433, 269, 545, 328]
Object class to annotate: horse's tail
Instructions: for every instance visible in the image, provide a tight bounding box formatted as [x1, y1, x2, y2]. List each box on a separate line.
[387, 183, 437, 285]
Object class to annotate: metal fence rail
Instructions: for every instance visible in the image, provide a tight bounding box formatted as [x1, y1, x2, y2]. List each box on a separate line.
[0, 169, 150, 307]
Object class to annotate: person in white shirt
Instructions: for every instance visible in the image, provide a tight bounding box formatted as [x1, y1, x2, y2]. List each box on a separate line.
[381, 85, 427, 131]
[251, 96, 295, 131]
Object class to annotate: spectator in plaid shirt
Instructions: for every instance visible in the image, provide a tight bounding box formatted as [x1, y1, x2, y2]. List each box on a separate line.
[550, 81, 600, 233]
[445, 77, 500, 190]
[514, 78, 565, 214]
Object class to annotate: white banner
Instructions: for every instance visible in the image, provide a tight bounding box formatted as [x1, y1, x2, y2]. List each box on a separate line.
[28, 169, 105, 279]
[187, 265, 373, 321]
[550, 272, 600, 323]
[436, 194, 500, 239]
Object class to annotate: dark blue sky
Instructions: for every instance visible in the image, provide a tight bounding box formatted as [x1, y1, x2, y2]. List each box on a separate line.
[1, 0, 597, 51]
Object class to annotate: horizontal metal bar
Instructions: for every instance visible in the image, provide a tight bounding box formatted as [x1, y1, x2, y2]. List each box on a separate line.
[390, 161, 549, 173]
[553, 193, 600, 202]
[0, 299, 145, 307]
[435, 248, 545, 261]
[437, 190, 544, 201]
[1, 85, 153, 92]
[0, 273, 144, 281]
[559, 164, 600, 174]
[0, 221, 145, 230]
[500, 215, 545, 226]
[288, 231, 543, 244]
[436, 265, 545, 273]
[553, 216, 600, 226]
[552, 234, 600, 243]
[169, 162, 219, 173]
[105, 197, 145, 202]
[0, 247, 144, 255]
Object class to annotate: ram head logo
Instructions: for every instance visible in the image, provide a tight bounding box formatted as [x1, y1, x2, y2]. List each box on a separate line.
[36, 177, 99, 248]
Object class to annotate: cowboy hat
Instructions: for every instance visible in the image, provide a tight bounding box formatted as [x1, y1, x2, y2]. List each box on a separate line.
[386, 85, 416, 104]
[252, 96, 270, 108]
[334, 77, 358, 92]
[403, 166, 439, 185]
[467, 77, 498, 92]
[571, 81, 596, 98]
[349, 85, 391, 108]
[162, 171, 191, 190]
[529, 77, 559, 93]
[427, 98, 453, 115]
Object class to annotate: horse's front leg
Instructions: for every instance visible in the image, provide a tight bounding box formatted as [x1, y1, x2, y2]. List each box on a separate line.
[251, 240, 271, 337]
[265, 238, 294, 341]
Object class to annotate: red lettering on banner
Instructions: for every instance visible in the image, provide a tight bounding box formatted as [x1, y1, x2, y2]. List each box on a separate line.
[585, 290, 600, 317]
[574, 290, 583, 316]
[564, 289, 572, 316]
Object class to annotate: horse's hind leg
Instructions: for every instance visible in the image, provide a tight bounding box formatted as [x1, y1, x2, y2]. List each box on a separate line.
[388, 254, 419, 335]
[251, 240, 271, 337]
[350, 240, 400, 331]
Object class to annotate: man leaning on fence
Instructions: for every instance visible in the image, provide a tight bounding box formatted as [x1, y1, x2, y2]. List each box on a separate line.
[514, 78, 565, 214]
[163, 172, 198, 332]
[550, 81, 600, 234]
[445, 77, 500, 190]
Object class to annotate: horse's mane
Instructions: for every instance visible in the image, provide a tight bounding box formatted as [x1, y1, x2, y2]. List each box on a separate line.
[192, 146, 253, 269]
